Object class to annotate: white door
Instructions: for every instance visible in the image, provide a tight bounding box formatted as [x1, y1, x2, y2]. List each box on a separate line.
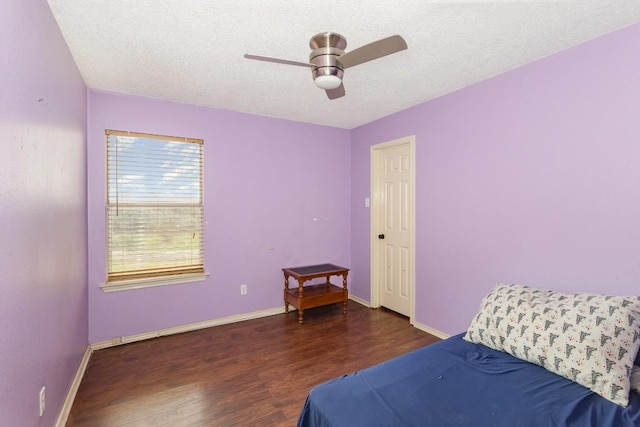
[371, 137, 414, 318]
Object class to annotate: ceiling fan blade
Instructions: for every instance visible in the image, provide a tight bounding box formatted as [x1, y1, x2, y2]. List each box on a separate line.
[243, 54, 313, 68]
[325, 83, 345, 100]
[337, 35, 407, 69]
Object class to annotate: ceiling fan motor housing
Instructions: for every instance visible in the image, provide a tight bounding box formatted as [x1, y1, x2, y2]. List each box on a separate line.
[309, 32, 346, 82]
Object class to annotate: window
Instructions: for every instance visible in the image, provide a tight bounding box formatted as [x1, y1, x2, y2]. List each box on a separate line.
[103, 130, 205, 291]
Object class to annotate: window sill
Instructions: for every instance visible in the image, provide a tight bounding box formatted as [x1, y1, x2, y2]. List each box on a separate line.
[100, 272, 209, 293]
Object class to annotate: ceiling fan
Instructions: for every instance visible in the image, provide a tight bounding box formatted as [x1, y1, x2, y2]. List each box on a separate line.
[244, 32, 408, 100]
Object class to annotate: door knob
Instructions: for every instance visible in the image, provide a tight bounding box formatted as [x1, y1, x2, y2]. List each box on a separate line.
[378, 234, 385, 239]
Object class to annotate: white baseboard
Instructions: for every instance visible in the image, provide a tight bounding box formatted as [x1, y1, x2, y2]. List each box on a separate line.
[90, 306, 289, 350]
[348, 295, 449, 340]
[56, 345, 92, 427]
[91, 299, 377, 351]
[349, 294, 370, 307]
[413, 321, 451, 340]
[89, 297, 382, 351]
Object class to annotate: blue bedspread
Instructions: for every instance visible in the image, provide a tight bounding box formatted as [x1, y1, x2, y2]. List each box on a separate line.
[297, 334, 640, 427]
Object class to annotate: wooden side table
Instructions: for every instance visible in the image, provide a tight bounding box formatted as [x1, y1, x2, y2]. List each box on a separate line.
[283, 263, 349, 324]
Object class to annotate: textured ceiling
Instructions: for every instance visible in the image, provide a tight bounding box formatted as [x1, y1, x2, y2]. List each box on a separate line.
[47, 0, 640, 129]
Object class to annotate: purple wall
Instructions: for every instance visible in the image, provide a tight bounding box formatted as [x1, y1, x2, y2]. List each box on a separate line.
[87, 91, 351, 343]
[351, 23, 640, 335]
[87, 21, 639, 344]
[0, 0, 88, 425]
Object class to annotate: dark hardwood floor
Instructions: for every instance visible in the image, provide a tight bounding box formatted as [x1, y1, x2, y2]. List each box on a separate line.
[67, 302, 440, 426]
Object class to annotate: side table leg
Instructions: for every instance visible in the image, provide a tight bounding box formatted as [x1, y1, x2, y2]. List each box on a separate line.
[284, 274, 289, 314]
[342, 272, 348, 315]
[297, 282, 304, 324]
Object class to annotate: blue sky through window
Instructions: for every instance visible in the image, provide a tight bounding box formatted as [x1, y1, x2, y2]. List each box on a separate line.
[108, 135, 202, 204]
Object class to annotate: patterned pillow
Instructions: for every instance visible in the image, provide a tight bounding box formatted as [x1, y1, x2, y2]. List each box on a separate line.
[464, 284, 640, 407]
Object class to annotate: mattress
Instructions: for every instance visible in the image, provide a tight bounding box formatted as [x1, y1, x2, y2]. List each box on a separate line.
[297, 334, 640, 427]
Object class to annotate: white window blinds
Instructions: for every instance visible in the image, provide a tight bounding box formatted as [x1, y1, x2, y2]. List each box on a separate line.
[106, 130, 204, 284]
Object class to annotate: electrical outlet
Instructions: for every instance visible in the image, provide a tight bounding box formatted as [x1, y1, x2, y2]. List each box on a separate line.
[240, 284, 247, 295]
[39, 386, 45, 417]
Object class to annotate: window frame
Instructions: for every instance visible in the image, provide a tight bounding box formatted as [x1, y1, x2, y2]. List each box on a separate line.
[101, 129, 208, 292]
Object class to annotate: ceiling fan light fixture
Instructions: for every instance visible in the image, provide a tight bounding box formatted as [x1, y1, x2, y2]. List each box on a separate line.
[314, 75, 342, 90]
[244, 32, 407, 100]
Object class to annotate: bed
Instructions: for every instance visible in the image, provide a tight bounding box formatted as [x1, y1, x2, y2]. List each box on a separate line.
[297, 285, 640, 427]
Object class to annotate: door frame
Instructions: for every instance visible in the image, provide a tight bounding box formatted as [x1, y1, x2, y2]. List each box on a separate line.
[370, 135, 416, 324]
